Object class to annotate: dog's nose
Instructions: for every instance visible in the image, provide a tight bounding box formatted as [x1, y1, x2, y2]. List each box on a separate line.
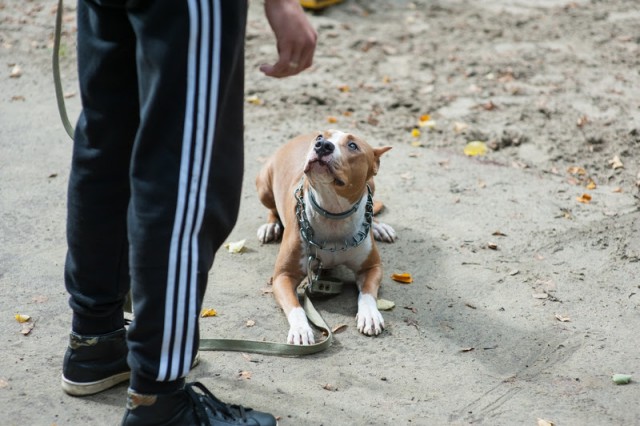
[314, 138, 334, 156]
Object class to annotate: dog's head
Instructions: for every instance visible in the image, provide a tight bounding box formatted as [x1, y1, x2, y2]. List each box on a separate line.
[303, 130, 391, 202]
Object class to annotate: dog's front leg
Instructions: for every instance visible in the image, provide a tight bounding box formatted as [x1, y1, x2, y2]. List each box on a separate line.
[355, 266, 385, 336]
[273, 273, 315, 345]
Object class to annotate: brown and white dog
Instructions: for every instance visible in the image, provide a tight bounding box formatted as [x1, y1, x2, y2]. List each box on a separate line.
[256, 130, 396, 345]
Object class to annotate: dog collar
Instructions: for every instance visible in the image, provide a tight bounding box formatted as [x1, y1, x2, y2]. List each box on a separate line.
[294, 181, 373, 252]
[308, 189, 361, 220]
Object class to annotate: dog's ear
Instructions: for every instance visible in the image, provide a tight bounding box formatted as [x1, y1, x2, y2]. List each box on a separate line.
[372, 146, 392, 175]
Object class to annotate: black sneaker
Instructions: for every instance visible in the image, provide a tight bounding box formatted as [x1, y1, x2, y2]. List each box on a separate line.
[122, 382, 277, 426]
[61, 328, 130, 396]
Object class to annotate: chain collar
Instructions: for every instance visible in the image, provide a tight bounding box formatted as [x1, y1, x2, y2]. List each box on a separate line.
[295, 180, 373, 252]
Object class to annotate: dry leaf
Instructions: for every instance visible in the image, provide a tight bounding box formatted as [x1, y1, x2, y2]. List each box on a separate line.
[321, 383, 337, 391]
[463, 141, 488, 156]
[246, 95, 262, 105]
[487, 242, 498, 250]
[338, 85, 350, 93]
[382, 75, 391, 84]
[537, 419, 555, 426]
[224, 239, 246, 253]
[586, 179, 596, 190]
[376, 298, 395, 311]
[245, 319, 256, 327]
[327, 116, 338, 124]
[576, 193, 592, 204]
[609, 155, 624, 170]
[460, 347, 475, 353]
[331, 324, 348, 333]
[492, 231, 507, 237]
[555, 314, 571, 322]
[10, 95, 25, 101]
[567, 166, 587, 176]
[612, 187, 622, 193]
[453, 122, 469, 134]
[21, 321, 35, 336]
[15, 314, 30, 323]
[10, 64, 22, 78]
[201, 308, 217, 318]
[576, 115, 589, 128]
[411, 128, 421, 138]
[390, 272, 413, 283]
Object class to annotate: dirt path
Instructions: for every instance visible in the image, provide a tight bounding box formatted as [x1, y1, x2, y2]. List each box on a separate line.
[1, 0, 639, 425]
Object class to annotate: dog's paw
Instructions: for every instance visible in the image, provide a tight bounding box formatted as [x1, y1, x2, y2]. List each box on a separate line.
[287, 307, 315, 345]
[372, 221, 396, 243]
[257, 222, 282, 243]
[356, 294, 385, 336]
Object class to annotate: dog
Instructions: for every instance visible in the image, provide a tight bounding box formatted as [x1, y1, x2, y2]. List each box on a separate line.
[256, 130, 395, 345]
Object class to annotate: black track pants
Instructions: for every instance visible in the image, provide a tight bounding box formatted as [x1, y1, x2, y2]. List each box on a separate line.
[65, 0, 247, 393]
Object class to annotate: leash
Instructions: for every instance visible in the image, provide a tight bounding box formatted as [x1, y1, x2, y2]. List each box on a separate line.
[53, 0, 333, 356]
[53, 0, 75, 141]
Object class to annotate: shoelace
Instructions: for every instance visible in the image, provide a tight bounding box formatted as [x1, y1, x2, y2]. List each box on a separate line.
[185, 382, 250, 425]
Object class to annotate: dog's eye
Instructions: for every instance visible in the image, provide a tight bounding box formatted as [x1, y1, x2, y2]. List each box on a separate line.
[348, 141, 359, 151]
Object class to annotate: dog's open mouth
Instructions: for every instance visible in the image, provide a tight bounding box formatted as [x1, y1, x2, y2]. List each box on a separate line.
[305, 159, 345, 186]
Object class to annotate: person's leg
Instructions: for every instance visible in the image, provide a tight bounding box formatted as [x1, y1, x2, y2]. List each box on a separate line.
[122, 0, 274, 424]
[62, 0, 138, 396]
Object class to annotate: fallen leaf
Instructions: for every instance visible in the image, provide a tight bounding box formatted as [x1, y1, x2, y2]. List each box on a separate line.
[532, 293, 549, 299]
[576, 115, 589, 128]
[480, 100, 497, 110]
[509, 269, 520, 276]
[492, 231, 507, 237]
[576, 193, 592, 204]
[382, 75, 391, 84]
[245, 319, 255, 327]
[15, 314, 30, 323]
[327, 116, 338, 124]
[224, 239, 246, 253]
[403, 306, 418, 314]
[10, 95, 25, 101]
[453, 122, 469, 133]
[586, 179, 596, 190]
[537, 419, 555, 426]
[390, 272, 413, 283]
[246, 95, 262, 105]
[376, 298, 395, 311]
[331, 324, 348, 333]
[487, 242, 498, 250]
[411, 128, 421, 138]
[238, 371, 252, 380]
[554, 314, 571, 322]
[567, 166, 587, 176]
[21, 321, 35, 336]
[463, 141, 488, 156]
[460, 347, 475, 353]
[338, 85, 350, 93]
[63, 91, 76, 99]
[612, 187, 622, 193]
[321, 383, 337, 391]
[464, 302, 477, 309]
[609, 155, 624, 170]
[419, 114, 431, 122]
[201, 308, 217, 318]
[612, 374, 632, 385]
[10, 64, 22, 78]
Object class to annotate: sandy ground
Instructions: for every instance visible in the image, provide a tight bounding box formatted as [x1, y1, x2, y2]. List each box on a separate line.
[1, 0, 640, 425]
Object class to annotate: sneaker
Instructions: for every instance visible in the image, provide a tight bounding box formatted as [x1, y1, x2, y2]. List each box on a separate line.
[122, 382, 277, 426]
[61, 328, 130, 396]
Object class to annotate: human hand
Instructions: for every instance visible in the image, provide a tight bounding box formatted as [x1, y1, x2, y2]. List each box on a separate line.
[260, 0, 317, 78]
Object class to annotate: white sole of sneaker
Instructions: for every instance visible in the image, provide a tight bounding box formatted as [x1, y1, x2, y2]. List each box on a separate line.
[61, 371, 130, 396]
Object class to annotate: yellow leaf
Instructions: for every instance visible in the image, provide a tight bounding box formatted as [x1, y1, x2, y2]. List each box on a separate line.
[391, 272, 413, 283]
[419, 114, 431, 122]
[246, 95, 262, 105]
[327, 116, 338, 124]
[201, 308, 217, 318]
[567, 166, 587, 175]
[411, 128, 421, 138]
[576, 193, 592, 204]
[225, 239, 246, 253]
[586, 180, 596, 190]
[382, 75, 391, 84]
[15, 314, 30, 323]
[338, 85, 350, 93]
[463, 141, 488, 156]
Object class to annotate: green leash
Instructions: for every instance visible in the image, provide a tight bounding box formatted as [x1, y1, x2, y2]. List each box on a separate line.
[53, 0, 332, 356]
